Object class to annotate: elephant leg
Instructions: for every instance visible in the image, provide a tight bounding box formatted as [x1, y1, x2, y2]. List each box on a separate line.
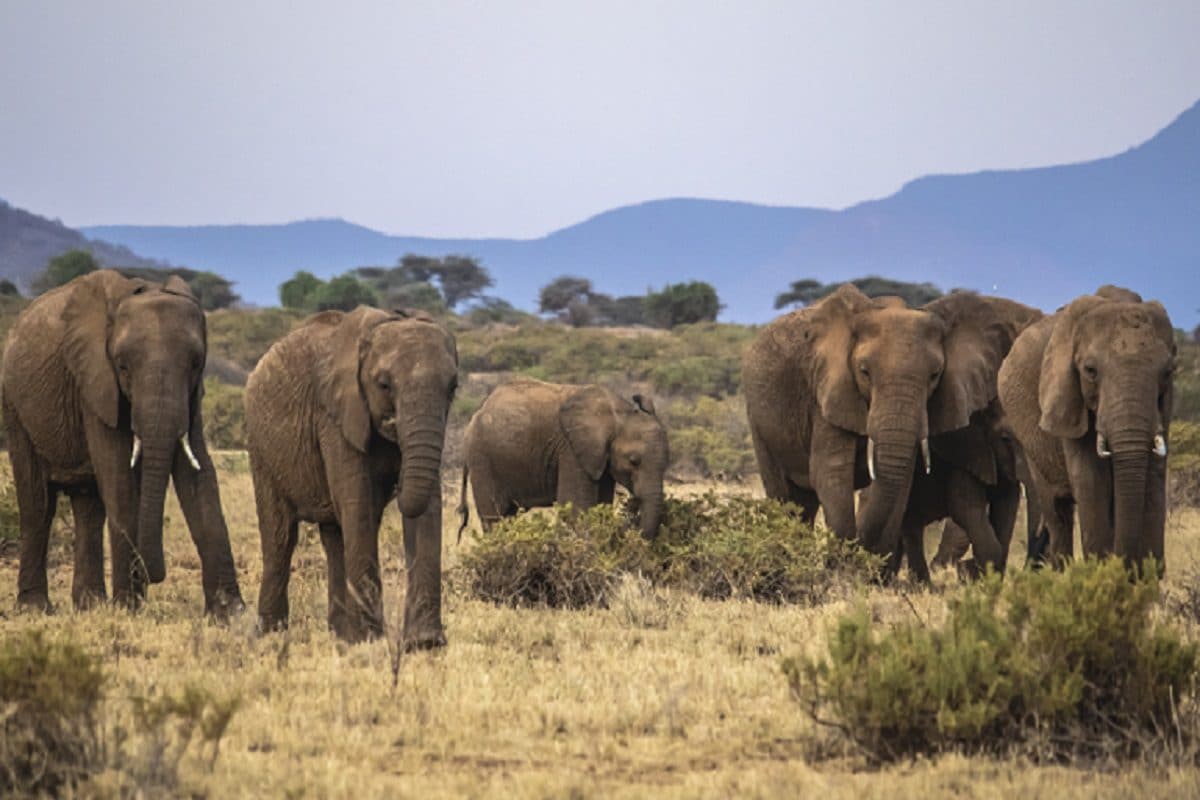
[946, 471, 1003, 576]
[470, 468, 508, 530]
[787, 485, 820, 526]
[598, 474, 615, 506]
[931, 520, 971, 569]
[253, 473, 299, 634]
[8, 418, 57, 612]
[557, 457, 601, 513]
[172, 423, 245, 618]
[69, 487, 107, 609]
[987, 479, 1021, 570]
[751, 426, 791, 502]
[317, 522, 353, 640]
[83, 415, 143, 608]
[810, 418, 858, 541]
[903, 520, 931, 585]
[323, 452, 385, 643]
[1045, 496, 1076, 567]
[401, 499, 446, 652]
[1063, 440, 1113, 558]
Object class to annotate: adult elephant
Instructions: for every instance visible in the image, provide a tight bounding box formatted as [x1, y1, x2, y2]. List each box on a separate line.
[1, 270, 244, 615]
[458, 380, 669, 539]
[743, 285, 1040, 569]
[998, 286, 1175, 569]
[245, 306, 458, 648]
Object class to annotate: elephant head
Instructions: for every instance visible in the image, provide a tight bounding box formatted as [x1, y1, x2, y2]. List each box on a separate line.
[1037, 286, 1175, 562]
[805, 285, 1038, 553]
[560, 387, 669, 539]
[319, 307, 459, 518]
[61, 271, 209, 584]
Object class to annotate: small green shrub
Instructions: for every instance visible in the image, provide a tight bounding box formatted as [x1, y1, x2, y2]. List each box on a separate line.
[202, 378, 246, 449]
[664, 395, 755, 479]
[0, 480, 19, 543]
[784, 558, 1200, 762]
[458, 494, 880, 608]
[0, 631, 106, 795]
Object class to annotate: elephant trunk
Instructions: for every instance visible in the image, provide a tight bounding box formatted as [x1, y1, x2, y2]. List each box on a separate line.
[133, 415, 188, 585]
[857, 386, 925, 554]
[635, 475, 665, 539]
[1109, 425, 1153, 567]
[397, 412, 446, 518]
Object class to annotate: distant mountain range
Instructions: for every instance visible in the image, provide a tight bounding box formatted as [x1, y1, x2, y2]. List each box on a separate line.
[0, 201, 167, 283]
[3, 98, 1196, 325]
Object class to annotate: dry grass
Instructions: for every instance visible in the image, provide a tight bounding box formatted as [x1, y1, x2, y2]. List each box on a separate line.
[2, 456, 1200, 797]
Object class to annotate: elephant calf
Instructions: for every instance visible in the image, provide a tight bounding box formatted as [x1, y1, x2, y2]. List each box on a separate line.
[458, 379, 669, 539]
[245, 306, 458, 648]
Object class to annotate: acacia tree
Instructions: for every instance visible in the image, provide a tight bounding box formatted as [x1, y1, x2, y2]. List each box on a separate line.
[644, 281, 721, 328]
[33, 249, 98, 294]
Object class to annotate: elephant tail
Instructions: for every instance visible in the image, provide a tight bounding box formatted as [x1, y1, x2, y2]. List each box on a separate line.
[456, 464, 470, 544]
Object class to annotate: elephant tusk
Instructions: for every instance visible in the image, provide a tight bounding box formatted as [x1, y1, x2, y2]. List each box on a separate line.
[1096, 433, 1112, 458]
[130, 436, 142, 469]
[921, 438, 932, 475]
[180, 435, 201, 470]
[866, 438, 876, 481]
[1154, 434, 1167, 458]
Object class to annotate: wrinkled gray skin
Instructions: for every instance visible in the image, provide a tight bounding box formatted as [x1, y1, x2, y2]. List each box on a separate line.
[1, 270, 244, 615]
[999, 286, 1175, 571]
[245, 306, 458, 648]
[744, 285, 1039, 577]
[458, 380, 669, 540]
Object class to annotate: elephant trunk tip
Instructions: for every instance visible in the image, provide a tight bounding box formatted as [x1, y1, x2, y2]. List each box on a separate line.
[398, 491, 433, 519]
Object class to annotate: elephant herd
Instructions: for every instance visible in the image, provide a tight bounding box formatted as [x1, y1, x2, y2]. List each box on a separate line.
[0, 271, 1177, 650]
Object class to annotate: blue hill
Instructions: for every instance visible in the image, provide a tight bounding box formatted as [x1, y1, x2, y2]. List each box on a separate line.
[81, 98, 1200, 325]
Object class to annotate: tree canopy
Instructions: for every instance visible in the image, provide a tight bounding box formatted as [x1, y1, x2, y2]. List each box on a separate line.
[32, 250, 240, 309]
[644, 281, 721, 328]
[775, 276, 943, 309]
[32, 249, 99, 294]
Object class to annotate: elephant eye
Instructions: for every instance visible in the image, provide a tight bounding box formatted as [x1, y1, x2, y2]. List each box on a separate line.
[629, 454, 642, 466]
[1082, 363, 1098, 381]
[857, 363, 869, 378]
[930, 370, 941, 384]
[377, 375, 391, 390]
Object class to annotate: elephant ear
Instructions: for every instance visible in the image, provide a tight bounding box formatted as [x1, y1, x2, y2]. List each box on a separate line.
[1038, 295, 1106, 439]
[560, 385, 619, 481]
[809, 284, 873, 435]
[317, 306, 393, 453]
[161, 275, 198, 302]
[60, 271, 143, 428]
[926, 294, 1041, 435]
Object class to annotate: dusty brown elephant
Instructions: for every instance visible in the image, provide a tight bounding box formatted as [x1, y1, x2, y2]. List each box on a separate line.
[743, 285, 1040, 571]
[458, 379, 669, 539]
[245, 306, 458, 647]
[1, 270, 244, 615]
[998, 286, 1175, 569]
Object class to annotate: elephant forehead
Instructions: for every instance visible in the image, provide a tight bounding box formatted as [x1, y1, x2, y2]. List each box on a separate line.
[856, 307, 940, 338]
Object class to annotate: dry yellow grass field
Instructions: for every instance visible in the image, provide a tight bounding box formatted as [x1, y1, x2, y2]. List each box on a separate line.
[3, 455, 1200, 798]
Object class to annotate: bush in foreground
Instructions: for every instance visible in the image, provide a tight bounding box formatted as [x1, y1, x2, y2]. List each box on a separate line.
[0, 631, 105, 795]
[457, 494, 880, 608]
[784, 558, 1200, 763]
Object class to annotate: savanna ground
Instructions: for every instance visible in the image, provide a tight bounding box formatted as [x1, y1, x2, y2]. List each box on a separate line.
[4, 454, 1200, 798]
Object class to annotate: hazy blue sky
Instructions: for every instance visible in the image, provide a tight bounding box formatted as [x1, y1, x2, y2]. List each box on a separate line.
[2, 1, 1198, 237]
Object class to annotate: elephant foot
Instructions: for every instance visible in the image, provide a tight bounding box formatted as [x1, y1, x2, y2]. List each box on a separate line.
[112, 588, 146, 611]
[205, 588, 247, 623]
[72, 588, 107, 611]
[256, 614, 289, 637]
[402, 628, 447, 653]
[16, 592, 54, 614]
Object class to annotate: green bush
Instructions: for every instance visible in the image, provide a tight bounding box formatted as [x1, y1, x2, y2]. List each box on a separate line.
[784, 558, 1199, 762]
[664, 396, 755, 479]
[202, 378, 246, 449]
[0, 630, 106, 795]
[0, 480, 18, 543]
[206, 307, 304, 373]
[457, 494, 880, 608]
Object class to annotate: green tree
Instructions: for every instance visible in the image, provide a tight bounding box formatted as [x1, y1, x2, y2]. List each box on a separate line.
[0, 279, 20, 298]
[313, 275, 378, 311]
[775, 275, 943, 309]
[644, 281, 721, 328]
[359, 254, 493, 311]
[33, 249, 99, 294]
[279, 270, 324, 310]
[389, 281, 447, 314]
[538, 276, 594, 316]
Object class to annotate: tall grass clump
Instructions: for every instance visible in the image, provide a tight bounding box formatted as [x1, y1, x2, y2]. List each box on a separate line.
[457, 494, 880, 608]
[784, 558, 1200, 763]
[0, 631, 106, 795]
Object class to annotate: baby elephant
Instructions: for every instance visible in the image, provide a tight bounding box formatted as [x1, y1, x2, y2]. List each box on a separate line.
[459, 379, 669, 539]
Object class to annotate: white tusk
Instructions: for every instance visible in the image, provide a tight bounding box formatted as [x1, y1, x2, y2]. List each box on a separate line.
[1096, 433, 1112, 458]
[866, 438, 876, 481]
[1153, 434, 1167, 458]
[130, 436, 142, 469]
[921, 438, 932, 475]
[181, 435, 201, 470]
